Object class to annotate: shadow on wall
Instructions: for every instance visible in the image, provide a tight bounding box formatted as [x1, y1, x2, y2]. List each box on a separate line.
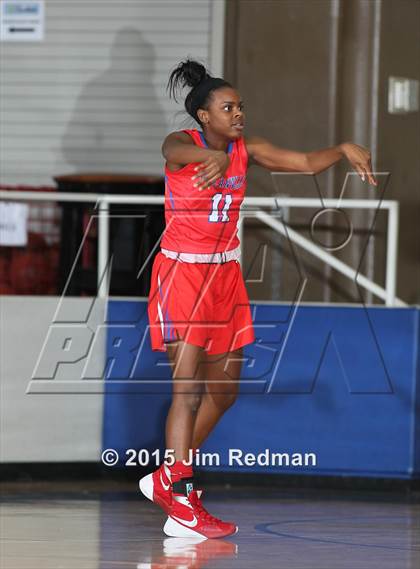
[62, 27, 167, 173]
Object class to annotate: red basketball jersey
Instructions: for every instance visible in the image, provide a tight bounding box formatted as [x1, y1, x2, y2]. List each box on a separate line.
[160, 129, 248, 254]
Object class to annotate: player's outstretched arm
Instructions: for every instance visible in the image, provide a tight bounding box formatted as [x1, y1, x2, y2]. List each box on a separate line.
[245, 136, 377, 186]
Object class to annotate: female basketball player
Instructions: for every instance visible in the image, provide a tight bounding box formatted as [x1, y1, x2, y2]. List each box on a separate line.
[140, 59, 377, 539]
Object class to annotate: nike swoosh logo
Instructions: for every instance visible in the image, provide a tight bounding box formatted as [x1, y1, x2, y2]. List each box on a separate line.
[160, 472, 170, 491]
[172, 514, 198, 528]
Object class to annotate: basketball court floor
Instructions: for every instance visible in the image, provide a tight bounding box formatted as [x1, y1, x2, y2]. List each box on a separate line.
[1, 480, 419, 569]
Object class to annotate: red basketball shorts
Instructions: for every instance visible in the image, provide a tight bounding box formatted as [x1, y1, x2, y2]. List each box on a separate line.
[148, 252, 255, 355]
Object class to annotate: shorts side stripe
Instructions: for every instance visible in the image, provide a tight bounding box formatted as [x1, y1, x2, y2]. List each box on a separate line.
[157, 271, 175, 341]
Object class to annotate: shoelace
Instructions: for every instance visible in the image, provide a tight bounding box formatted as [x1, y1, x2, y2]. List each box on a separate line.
[190, 493, 224, 525]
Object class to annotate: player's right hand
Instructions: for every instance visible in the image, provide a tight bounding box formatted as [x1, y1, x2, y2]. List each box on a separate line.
[191, 151, 230, 191]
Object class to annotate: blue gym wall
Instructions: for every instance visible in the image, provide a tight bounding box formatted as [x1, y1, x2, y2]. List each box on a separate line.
[102, 302, 420, 479]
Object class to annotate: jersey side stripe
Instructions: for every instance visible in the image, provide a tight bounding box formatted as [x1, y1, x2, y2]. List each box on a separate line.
[165, 175, 175, 210]
[157, 272, 174, 341]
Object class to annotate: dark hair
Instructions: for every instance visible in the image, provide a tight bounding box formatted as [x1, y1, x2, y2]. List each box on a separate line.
[167, 59, 231, 125]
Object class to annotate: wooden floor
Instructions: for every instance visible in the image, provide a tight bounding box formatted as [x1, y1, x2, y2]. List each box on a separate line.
[1, 480, 419, 569]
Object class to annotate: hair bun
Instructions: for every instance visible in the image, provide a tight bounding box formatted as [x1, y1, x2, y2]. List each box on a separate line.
[167, 58, 211, 101]
[181, 59, 210, 88]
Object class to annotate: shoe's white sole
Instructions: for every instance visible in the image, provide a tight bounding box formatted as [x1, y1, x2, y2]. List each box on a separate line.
[139, 473, 153, 502]
[163, 516, 238, 539]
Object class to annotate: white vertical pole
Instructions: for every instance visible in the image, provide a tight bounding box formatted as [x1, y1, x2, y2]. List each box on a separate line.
[238, 211, 244, 265]
[97, 199, 110, 299]
[210, 0, 226, 76]
[385, 202, 399, 307]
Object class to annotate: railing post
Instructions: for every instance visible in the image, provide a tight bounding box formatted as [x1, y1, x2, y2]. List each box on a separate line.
[385, 202, 399, 307]
[238, 210, 244, 264]
[97, 199, 110, 299]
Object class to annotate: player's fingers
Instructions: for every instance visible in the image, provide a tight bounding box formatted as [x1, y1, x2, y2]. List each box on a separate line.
[192, 158, 212, 179]
[198, 174, 221, 191]
[366, 158, 378, 186]
[192, 166, 216, 186]
[355, 164, 366, 182]
[197, 164, 218, 180]
[360, 164, 375, 186]
[357, 156, 376, 186]
[361, 166, 369, 183]
[195, 167, 219, 189]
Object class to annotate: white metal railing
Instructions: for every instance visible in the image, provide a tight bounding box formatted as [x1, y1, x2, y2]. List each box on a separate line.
[0, 190, 404, 307]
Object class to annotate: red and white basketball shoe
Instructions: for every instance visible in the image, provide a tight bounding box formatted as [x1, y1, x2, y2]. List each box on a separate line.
[139, 464, 172, 514]
[163, 489, 238, 539]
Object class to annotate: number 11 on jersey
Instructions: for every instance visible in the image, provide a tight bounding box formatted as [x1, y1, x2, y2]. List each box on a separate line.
[208, 193, 233, 223]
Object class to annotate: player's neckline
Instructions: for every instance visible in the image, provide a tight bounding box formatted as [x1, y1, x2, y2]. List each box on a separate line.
[198, 131, 234, 155]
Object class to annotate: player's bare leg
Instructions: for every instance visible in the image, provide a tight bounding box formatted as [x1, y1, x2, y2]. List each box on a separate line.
[146, 340, 238, 538]
[192, 347, 243, 450]
[165, 340, 206, 461]
[167, 346, 243, 538]
[139, 340, 204, 514]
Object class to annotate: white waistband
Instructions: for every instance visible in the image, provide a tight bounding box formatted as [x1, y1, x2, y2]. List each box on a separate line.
[161, 245, 241, 264]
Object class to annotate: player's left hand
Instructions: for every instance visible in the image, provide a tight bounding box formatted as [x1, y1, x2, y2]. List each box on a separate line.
[191, 150, 230, 191]
[339, 142, 378, 186]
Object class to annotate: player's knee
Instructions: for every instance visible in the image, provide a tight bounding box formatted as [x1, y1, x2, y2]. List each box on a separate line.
[223, 390, 238, 410]
[172, 390, 203, 414]
[213, 389, 238, 413]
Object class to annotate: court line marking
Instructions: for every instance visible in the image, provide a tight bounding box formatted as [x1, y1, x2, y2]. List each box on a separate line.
[255, 515, 420, 551]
